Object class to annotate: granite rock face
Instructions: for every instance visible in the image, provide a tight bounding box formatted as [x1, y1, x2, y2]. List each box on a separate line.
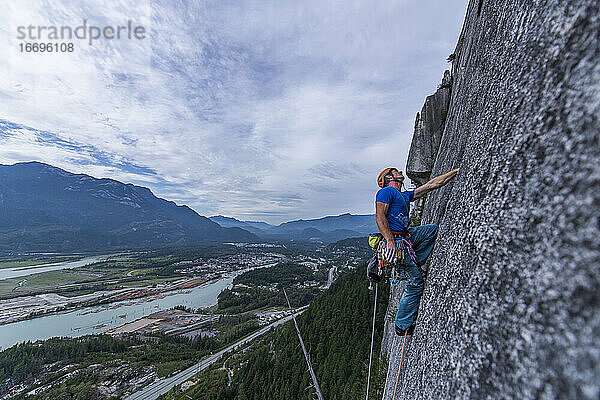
[406, 70, 452, 186]
[382, 0, 599, 399]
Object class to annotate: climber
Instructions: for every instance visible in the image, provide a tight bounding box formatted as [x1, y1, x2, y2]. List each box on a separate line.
[375, 167, 458, 335]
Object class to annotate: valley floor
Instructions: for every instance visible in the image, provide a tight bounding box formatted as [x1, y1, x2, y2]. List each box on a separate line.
[0, 239, 371, 399]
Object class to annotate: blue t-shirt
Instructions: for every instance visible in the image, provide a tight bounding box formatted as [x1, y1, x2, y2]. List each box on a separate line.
[375, 186, 414, 232]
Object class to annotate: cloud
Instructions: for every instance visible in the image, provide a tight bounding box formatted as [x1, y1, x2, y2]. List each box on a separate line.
[308, 161, 364, 180]
[0, 0, 468, 223]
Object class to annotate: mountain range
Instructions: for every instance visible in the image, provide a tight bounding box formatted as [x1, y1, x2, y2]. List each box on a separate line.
[0, 162, 255, 252]
[209, 213, 376, 242]
[0, 162, 375, 252]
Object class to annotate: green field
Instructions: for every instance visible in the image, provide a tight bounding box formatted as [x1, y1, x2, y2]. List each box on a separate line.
[0, 268, 122, 296]
[0, 253, 191, 298]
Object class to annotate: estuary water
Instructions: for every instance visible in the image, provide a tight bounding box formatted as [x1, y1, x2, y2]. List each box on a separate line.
[0, 267, 258, 350]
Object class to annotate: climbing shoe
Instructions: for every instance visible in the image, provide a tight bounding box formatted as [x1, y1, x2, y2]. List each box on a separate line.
[395, 323, 415, 336]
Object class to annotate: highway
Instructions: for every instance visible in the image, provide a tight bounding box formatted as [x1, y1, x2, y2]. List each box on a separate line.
[326, 265, 337, 289]
[124, 311, 303, 400]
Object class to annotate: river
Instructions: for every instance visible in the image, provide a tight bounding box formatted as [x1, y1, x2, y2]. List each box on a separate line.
[0, 267, 255, 350]
[0, 255, 112, 280]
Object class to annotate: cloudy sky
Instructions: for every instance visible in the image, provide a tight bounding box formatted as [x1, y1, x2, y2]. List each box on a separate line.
[0, 0, 467, 224]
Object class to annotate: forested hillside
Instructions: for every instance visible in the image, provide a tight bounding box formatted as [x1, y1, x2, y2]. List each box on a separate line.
[1, 318, 259, 399]
[163, 264, 389, 400]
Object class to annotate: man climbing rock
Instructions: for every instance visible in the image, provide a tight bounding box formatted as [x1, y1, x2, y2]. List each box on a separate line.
[375, 167, 459, 335]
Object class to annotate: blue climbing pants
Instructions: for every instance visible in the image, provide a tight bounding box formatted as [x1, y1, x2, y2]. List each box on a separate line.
[395, 224, 438, 330]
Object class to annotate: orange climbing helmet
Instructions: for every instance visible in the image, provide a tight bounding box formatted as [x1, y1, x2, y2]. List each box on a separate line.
[377, 167, 399, 188]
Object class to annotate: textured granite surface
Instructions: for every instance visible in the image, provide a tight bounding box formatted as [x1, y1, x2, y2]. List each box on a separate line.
[382, 0, 599, 398]
[406, 70, 452, 186]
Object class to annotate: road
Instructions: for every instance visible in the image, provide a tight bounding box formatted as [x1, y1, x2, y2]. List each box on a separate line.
[124, 311, 303, 400]
[164, 315, 219, 334]
[326, 265, 336, 289]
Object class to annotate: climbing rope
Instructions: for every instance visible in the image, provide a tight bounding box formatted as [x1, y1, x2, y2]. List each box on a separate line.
[365, 283, 378, 400]
[392, 330, 408, 400]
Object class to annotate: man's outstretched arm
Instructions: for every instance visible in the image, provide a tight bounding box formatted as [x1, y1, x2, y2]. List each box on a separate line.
[414, 168, 459, 199]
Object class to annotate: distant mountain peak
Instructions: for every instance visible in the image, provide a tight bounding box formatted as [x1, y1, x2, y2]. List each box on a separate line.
[209, 212, 375, 243]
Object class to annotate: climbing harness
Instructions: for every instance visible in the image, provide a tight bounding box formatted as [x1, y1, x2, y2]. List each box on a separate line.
[392, 330, 408, 400]
[368, 230, 416, 282]
[388, 232, 417, 265]
[365, 282, 378, 400]
[376, 232, 417, 282]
